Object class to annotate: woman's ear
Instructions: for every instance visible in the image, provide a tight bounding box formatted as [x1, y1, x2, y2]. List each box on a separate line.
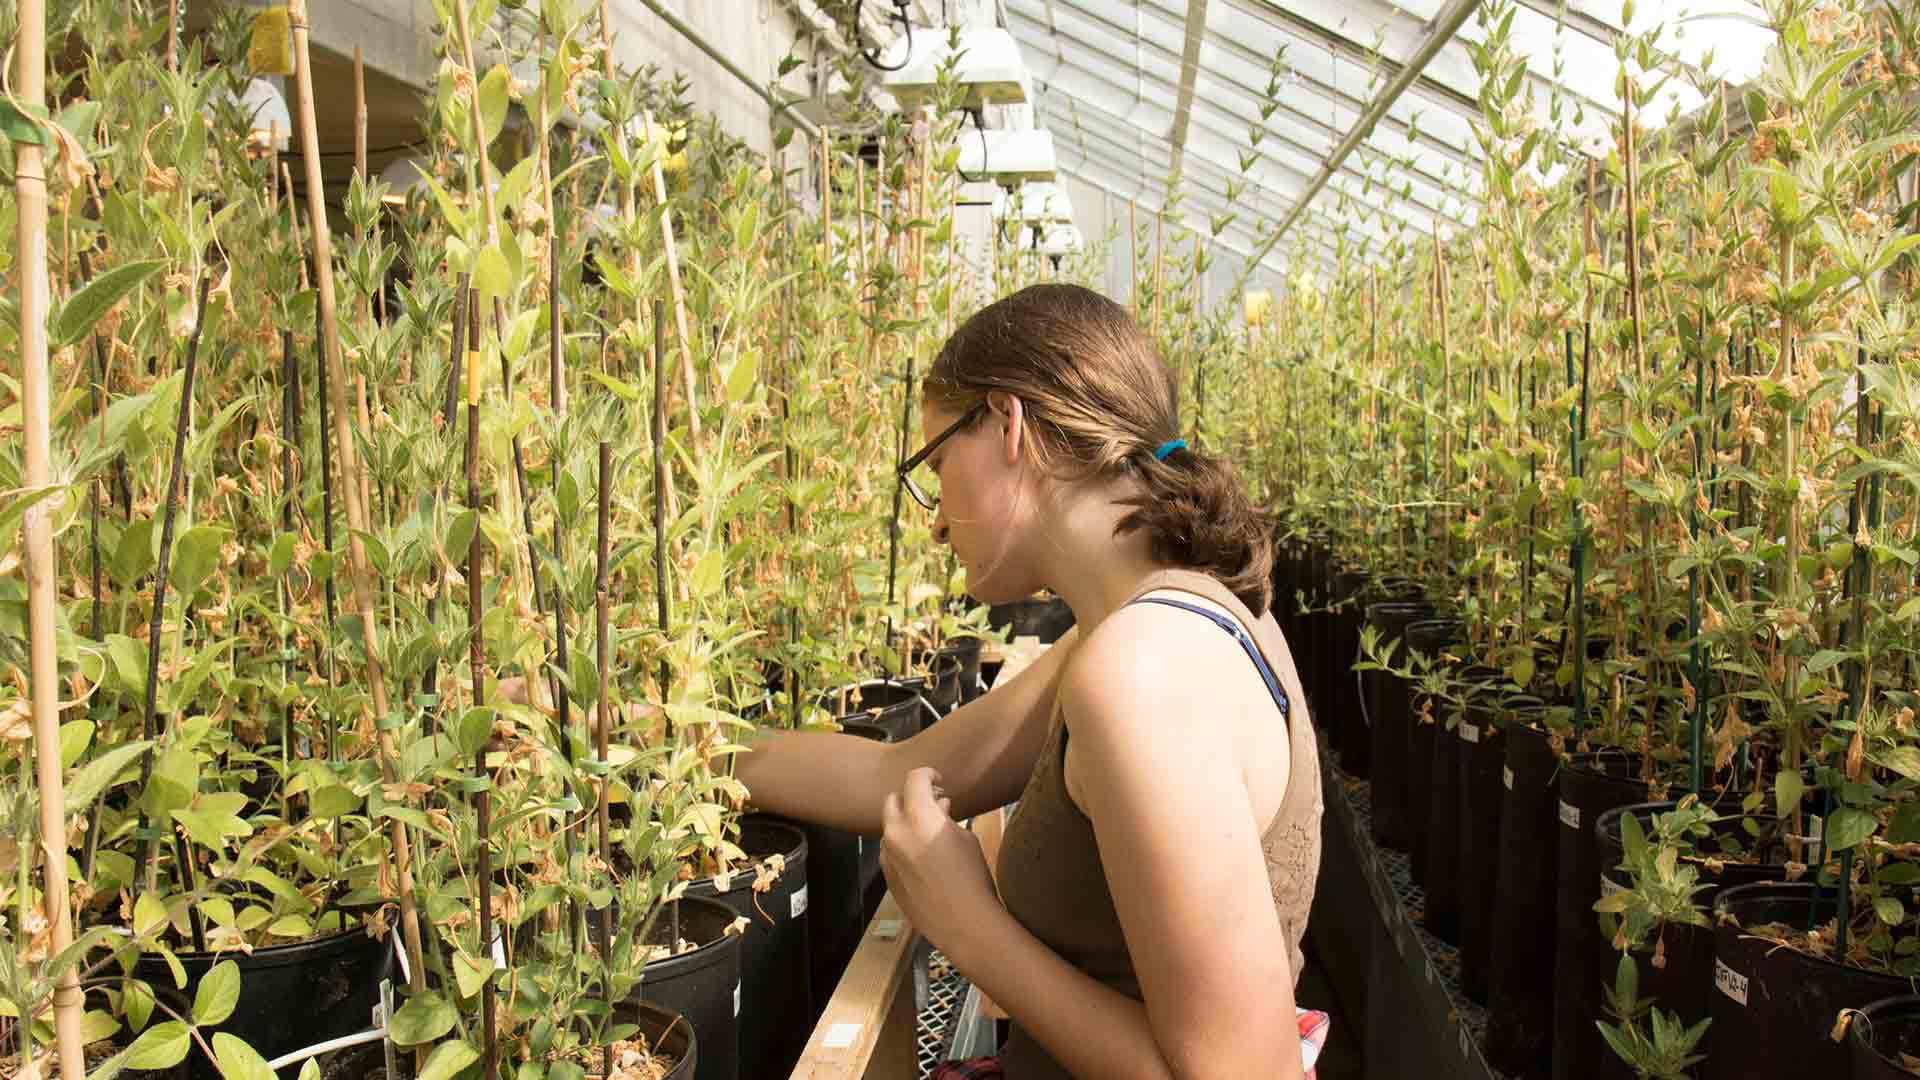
[989, 392, 1025, 465]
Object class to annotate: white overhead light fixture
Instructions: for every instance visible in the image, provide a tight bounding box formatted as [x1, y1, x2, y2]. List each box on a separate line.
[957, 128, 1057, 186]
[993, 181, 1073, 223]
[880, 27, 1031, 110]
[213, 78, 290, 153]
[1017, 223, 1083, 256]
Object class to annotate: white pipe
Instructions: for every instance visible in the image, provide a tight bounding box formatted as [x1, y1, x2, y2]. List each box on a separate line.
[264, 1026, 389, 1071]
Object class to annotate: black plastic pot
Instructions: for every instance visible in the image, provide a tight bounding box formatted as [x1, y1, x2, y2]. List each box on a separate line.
[828, 681, 932, 742]
[1401, 618, 1461, 899]
[617, 1000, 698, 1080]
[778, 720, 892, 1015]
[1362, 600, 1438, 850]
[1457, 694, 1540, 1002]
[1323, 569, 1372, 775]
[1590, 802, 1789, 1080]
[1486, 716, 1561, 1078]
[1551, 749, 1653, 1080]
[130, 925, 390, 1079]
[686, 817, 812, 1080]
[986, 594, 1076, 644]
[1849, 996, 1920, 1079]
[634, 895, 743, 1080]
[1707, 883, 1919, 1079]
[1420, 664, 1500, 948]
[938, 637, 985, 706]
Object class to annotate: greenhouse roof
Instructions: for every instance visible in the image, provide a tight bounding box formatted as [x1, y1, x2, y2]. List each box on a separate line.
[998, 0, 1776, 282]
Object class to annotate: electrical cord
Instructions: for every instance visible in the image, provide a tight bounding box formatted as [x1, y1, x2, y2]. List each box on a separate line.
[856, 0, 914, 72]
[954, 107, 989, 183]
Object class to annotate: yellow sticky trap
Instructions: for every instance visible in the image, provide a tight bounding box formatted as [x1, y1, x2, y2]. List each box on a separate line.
[248, 7, 294, 76]
[1243, 289, 1272, 327]
[466, 351, 482, 407]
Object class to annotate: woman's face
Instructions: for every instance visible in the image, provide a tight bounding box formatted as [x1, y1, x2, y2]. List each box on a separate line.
[919, 396, 1044, 603]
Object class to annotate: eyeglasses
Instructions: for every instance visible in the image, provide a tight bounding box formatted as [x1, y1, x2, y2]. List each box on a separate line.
[897, 401, 986, 512]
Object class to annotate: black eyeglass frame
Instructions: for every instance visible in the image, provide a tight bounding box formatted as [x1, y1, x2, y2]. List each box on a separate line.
[896, 400, 988, 511]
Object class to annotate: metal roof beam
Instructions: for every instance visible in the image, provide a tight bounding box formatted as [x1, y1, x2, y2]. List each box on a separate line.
[1236, 0, 1482, 296]
[1167, 0, 1209, 181]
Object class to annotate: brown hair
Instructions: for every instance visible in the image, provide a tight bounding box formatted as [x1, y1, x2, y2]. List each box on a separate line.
[925, 283, 1274, 615]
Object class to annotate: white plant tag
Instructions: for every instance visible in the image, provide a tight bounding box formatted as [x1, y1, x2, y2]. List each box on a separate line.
[733, 982, 742, 1017]
[1601, 876, 1624, 897]
[823, 1023, 862, 1049]
[1559, 800, 1581, 831]
[491, 933, 506, 971]
[393, 936, 412, 986]
[791, 884, 810, 919]
[1459, 1024, 1471, 1060]
[1503, 766, 1515, 790]
[1715, 958, 1748, 1006]
[872, 919, 902, 940]
[1460, 723, 1480, 743]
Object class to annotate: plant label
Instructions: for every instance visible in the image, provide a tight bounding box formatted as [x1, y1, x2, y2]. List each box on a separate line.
[491, 933, 506, 970]
[1425, 955, 1436, 984]
[734, 981, 742, 1017]
[1460, 722, 1480, 743]
[873, 919, 903, 940]
[791, 884, 809, 919]
[1715, 958, 1748, 1006]
[1559, 800, 1581, 831]
[823, 1023, 862, 1049]
[393, 937, 412, 986]
[1600, 876, 1623, 897]
[1503, 766, 1515, 790]
[1458, 1023, 1471, 1060]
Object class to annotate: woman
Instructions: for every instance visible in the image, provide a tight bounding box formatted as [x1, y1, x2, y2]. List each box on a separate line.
[741, 284, 1325, 1079]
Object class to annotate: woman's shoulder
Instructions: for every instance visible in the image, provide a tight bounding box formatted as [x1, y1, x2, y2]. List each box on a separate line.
[1057, 589, 1252, 726]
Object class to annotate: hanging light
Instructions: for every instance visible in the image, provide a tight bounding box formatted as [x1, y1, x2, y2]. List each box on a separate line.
[956, 128, 1057, 186]
[879, 27, 1031, 110]
[1016, 222, 1082, 256]
[1243, 289, 1273, 327]
[994, 180, 1073, 223]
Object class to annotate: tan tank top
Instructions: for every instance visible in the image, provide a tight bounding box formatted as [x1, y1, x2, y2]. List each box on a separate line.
[993, 569, 1324, 1079]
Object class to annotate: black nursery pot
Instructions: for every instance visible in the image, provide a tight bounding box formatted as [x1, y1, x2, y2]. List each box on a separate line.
[1400, 618, 1461, 898]
[1457, 693, 1541, 1002]
[1590, 802, 1789, 1080]
[1323, 570, 1373, 775]
[634, 895, 744, 1080]
[1486, 713, 1560, 1078]
[1420, 664, 1500, 948]
[986, 594, 1076, 644]
[938, 637, 986, 706]
[1706, 882, 1920, 1080]
[130, 925, 390, 1079]
[1849, 996, 1920, 1079]
[1550, 749, 1653, 1080]
[617, 1000, 699, 1080]
[828, 681, 933, 741]
[686, 817, 813, 1080]
[1362, 600, 1438, 850]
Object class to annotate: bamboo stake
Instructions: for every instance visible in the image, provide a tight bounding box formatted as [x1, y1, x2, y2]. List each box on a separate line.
[644, 111, 701, 441]
[465, 324, 498, 1079]
[287, 0, 428, 997]
[14, 0, 85, 1067]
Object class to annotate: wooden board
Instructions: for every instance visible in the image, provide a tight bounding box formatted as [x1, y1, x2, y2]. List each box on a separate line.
[791, 894, 920, 1079]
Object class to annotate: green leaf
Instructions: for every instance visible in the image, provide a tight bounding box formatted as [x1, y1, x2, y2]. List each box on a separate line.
[65, 740, 153, 815]
[478, 64, 512, 148]
[269, 533, 296, 577]
[1825, 808, 1878, 851]
[124, 1021, 191, 1070]
[0, 99, 49, 146]
[170, 524, 229, 598]
[308, 784, 363, 818]
[445, 509, 480, 560]
[420, 1041, 483, 1080]
[454, 949, 493, 999]
[724, 349, 758, 403]
[105, 633, 148, 694]
[1876, 896, 1906, 926]
[53, 260, 166, 350]
[193, 960, 241, 1026]
[389, 990, 459, 1046]
[1896, 596, 1920, 622]
[1805, 649, 1850, 676]
[145, 747, 200, 818]
[473, 243, 512, 307]
[1872, 747, 1920, 783]
[171, 805, 252, 849]
[300, 1060, 323, 1080]
[212, 1032, 277, 1080]
[1775, 770, 1805, 821]
[59, 719, 95, 768]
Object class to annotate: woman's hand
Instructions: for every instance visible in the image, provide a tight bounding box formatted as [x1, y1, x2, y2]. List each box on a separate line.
[880, 767, 1000, 961]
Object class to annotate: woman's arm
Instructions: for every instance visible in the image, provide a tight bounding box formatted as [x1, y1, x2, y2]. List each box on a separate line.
[733, 627, 1081, 834]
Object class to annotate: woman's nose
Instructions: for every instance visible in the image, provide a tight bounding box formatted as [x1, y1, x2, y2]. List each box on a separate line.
[933, 509, 951, 545]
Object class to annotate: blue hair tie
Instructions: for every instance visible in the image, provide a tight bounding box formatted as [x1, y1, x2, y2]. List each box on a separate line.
[1152, 439, 1187, 461]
